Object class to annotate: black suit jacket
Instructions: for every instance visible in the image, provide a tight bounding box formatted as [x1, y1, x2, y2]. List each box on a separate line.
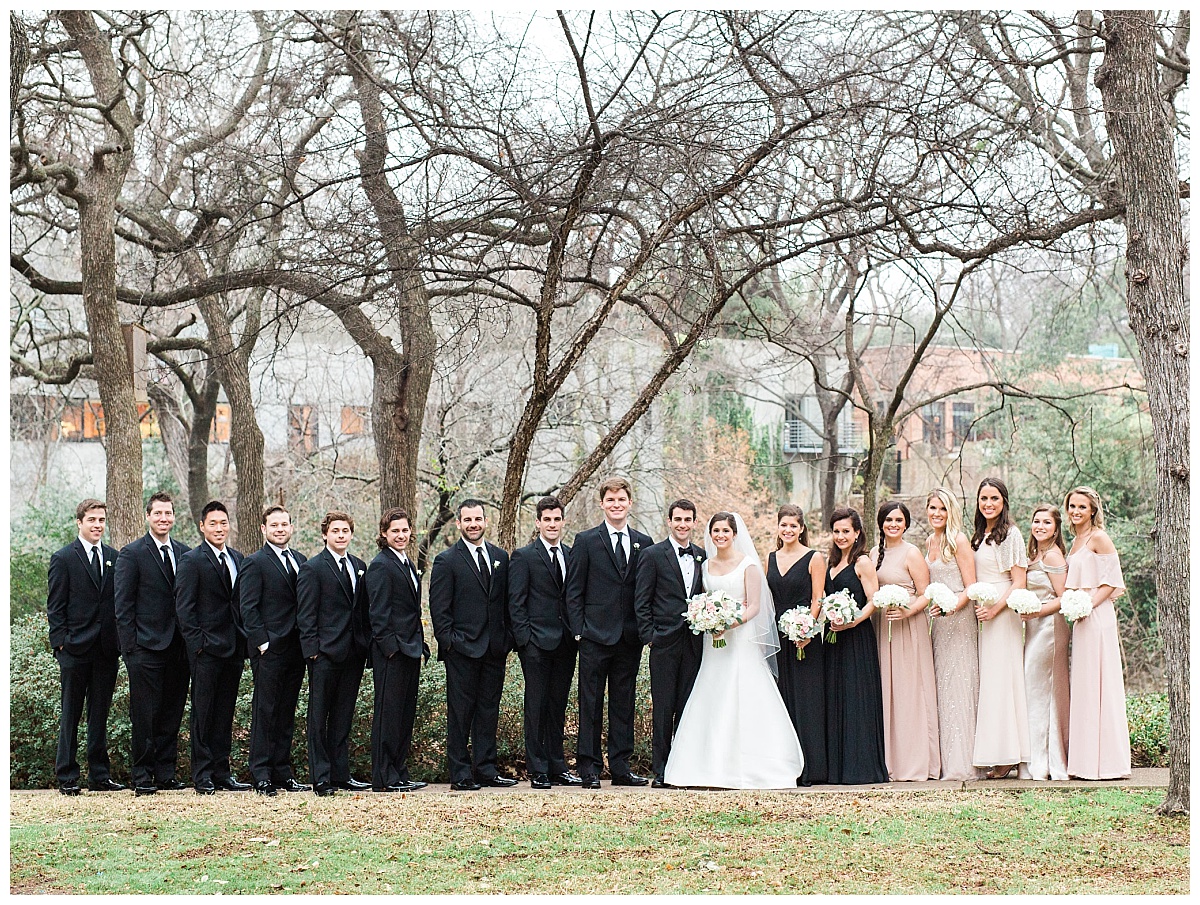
[429, 539, 512, 660]
[564, 523, 654, 646]
[366, 548, 425, 660]
[508, 539, 571, 652]
[174, 543, 246, 660]
[634, 539, 706, 645]
[47, 538, 120, 657]
[296, 549, 370, 663]
[114, 533, 190, 654]
[240, 545, 308, 651]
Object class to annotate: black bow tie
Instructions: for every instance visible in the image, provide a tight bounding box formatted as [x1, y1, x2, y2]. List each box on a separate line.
[678, 547, 691, 558]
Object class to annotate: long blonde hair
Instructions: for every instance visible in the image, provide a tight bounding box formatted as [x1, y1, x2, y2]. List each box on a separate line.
[1063, 485, 1105, 531]
[927, 487, 964, 563]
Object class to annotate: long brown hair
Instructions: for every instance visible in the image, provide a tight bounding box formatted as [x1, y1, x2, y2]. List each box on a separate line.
[875, 500, 910, 569]
[970, 477, 1014, 550]
[775, 504, 809, 550]
[827, 507, 866, 569]
[1027, 504, 1066, 560]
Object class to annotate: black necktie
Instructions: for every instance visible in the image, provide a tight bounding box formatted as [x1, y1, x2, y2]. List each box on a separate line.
[90, 546, 103, 584]
[282, 550, 296, 589]
[613, 532, 627, 573]
[476, 546, 491, 592]
[218, 551, 232, 591]
[338, 556, 354, 596]
[160, 545, 175, 585]
[401, 556, 418, 590]
[549, 546, 563, 584]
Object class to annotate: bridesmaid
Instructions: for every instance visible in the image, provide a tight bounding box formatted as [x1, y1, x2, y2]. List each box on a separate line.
[767, 504, 827, 786]
[871, 501, 939, 781]
[924, 488, 982, 782]
[970, 477, 1030, 779]
[1063, 486, 1131, 780]
[1019, 504, 1070, 781]
[823, 507, 888, 785]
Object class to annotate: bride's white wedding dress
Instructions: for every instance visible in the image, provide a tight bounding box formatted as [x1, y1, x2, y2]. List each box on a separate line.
[664, 558, 805, 789]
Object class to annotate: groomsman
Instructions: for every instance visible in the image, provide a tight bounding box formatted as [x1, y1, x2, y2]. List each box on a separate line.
[634, 499, 706, 788]
[239, 505, 311, 796]
[296, 511, 372, 796]
[365, 508, 429, 793]
[508, 496, 582, 789]
[565, 477, 654, 789]
[47, 499, 123, 794]
[429, 499, 516, 791]
[114, 491, 190, 795]
[175, 500, 251, 794]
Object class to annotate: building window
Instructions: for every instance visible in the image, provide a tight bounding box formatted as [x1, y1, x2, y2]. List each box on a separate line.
[209, 404, 232, 443]
[340, 405, 371, 437]
[920, 402, 944, 448]
[951, 401, 975, 446]
[288, 404, 320, 455]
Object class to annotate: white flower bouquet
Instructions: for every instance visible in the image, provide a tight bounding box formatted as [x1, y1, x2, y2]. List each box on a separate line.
[683, 590, 744, 648]
[1060, 589, 1094, 624]
[924, 582, 958, 617]
[966, 582, 1000, 606]
[778, 606, 824, 660]
[820, 589, 861, 644]
[872, 584, 912, 642]
[1006, 588, 1042, 616]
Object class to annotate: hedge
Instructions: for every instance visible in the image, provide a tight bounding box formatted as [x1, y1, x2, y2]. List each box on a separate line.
[10, 612, 1167, 788]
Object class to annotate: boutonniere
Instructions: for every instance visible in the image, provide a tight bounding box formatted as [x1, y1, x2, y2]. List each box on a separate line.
[105, 560, 113, 567]
[357, 569, 365, 577]
[416, 570, 422, 578]
[632, 542, 641, 551]
[693, 554, 703, 563]
[493, 559, 500, 569]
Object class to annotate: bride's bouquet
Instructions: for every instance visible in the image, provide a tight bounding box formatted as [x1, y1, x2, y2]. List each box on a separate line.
[778, 606, 823, 660]
[924, 582, 958, 617]
[1006, 588, 1042, 616]
[683, 590, 744, 648]
[820, 589, 861, 644]
[1059, 589, 1094, 624]
[872, 584, 912, 642]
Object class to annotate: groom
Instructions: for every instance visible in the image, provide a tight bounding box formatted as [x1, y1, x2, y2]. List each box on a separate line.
[565, 476, 653, 789]
[634, 499, 706, 788]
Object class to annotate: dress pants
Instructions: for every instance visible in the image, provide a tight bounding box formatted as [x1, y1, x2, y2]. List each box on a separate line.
[576, 635, 642, 778]
[248, 633, 306, 784]
[306, 654, 365, 786]
[189, 649, 244, 784]
[518, 638, 577, 775]
[370, 644, 421, 788]
[443, 648, 507, 784]
[54, 646, 119, 786]
[648, 630, 702, 779]
[125, 635, 190, 786]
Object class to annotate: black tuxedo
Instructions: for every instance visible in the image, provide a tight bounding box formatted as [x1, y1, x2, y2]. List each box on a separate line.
[634, 538, 706, 779]
[429, 539, 511, 784]
[114, 533, 191, 787]
[296, 549, 370, 787]
[175, 542, 246, 786]
[508, 538, 577, 775]
[366, 548, 426, 788]
[240, 544, 308, 785]
[46, 538, 120, 787]
[564, 522, 654, 779]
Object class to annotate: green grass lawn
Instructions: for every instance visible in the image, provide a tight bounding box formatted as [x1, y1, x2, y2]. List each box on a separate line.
[10, 787, 1188, 894]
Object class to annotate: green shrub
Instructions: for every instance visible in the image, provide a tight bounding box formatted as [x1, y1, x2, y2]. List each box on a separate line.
[1127, 693, 1169, 768]
[10, 612, 654, 787]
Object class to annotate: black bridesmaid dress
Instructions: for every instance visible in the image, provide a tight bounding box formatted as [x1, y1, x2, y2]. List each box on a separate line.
[823, 561, 889, 784]
[767, 550, 827, 786]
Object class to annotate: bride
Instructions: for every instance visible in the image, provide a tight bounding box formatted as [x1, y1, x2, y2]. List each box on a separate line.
[664, 511, 805, 789]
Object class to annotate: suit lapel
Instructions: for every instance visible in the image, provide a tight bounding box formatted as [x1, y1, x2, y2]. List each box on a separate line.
[74, 539, 101, 589]
[690, 544, 706, 596]
[599, 526, 622, 574]
[458, 540, 490, 593]
[145, 535, 173, 583]
[322, 549, 353, 603]
[534, 541, 563, 589]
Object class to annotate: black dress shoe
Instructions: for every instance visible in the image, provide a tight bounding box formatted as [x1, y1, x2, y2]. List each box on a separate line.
[157, 779, 188, 791]
[88, 778, 126, 792]
[651, 778, 671, 789]
[279, 778, 312, 793]
[530, 773, 552, 790]
[59, 784, 81, 796]
[610, 772, 649, 787]
[478, 775, 518, 788]
[313, 783, 337, 797]
[214, 777, 252, 792]
[581, 775, 602, 790]
[195, 780, 216, 795]
[333, 778, 371, 791]
[550, 771, 583, 786]
[134, 784, 159, 796]
[255, 781, 277, 796]
[396, 780, 427, 791]
[450, 779, 481, 791]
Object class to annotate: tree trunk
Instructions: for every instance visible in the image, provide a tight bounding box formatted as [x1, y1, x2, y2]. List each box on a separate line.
[10, 12, 28, 115]
[1097, 9, 1189, 816]
[58, 12, 140, 547]
[186, 372, 221, 526]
